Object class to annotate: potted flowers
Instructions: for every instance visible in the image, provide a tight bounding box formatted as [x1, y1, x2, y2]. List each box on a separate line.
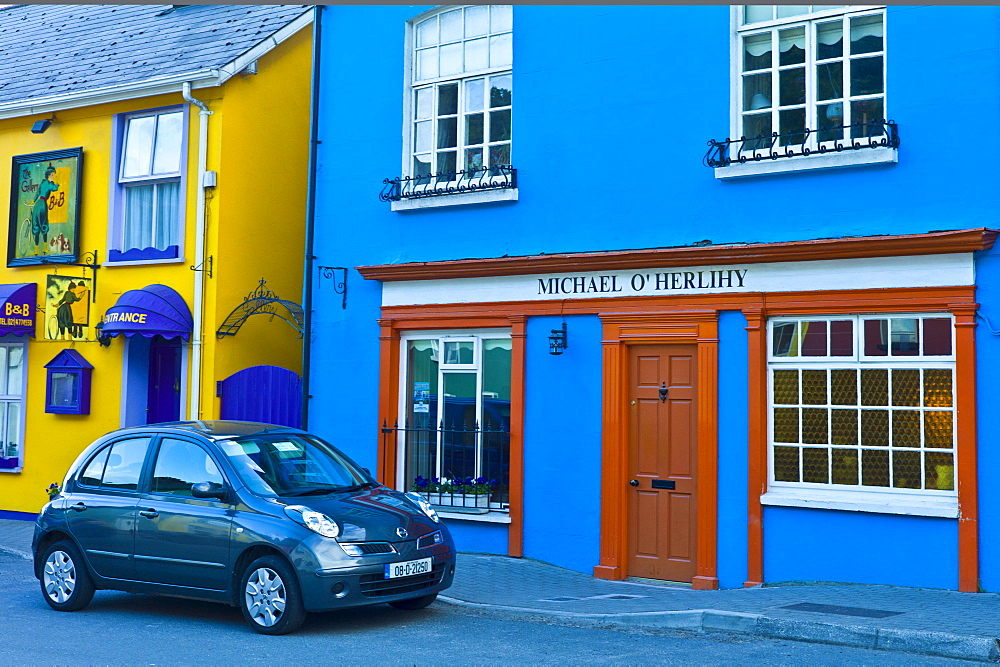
[412, 475, 495, 509]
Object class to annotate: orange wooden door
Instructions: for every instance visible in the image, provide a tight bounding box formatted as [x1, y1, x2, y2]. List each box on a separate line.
[626, 344, 698, 582]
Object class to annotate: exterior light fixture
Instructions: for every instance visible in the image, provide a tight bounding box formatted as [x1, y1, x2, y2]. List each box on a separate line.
[94, 320, 112, 347]
[548, 322, 568, 355]
[31, 118, 53, 134]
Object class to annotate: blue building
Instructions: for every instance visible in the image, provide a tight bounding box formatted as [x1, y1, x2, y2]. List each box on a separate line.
[305, 5, 1000, 592]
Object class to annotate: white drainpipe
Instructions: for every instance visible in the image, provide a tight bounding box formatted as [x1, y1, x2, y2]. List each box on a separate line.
[182, 82, 212, 421]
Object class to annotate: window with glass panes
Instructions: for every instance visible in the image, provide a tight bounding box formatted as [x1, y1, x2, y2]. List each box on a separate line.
[401, 332, 511, 509]
[118, 108, 184, 254]
[0, 342, 25, 471]
[768, 314, 955, 495]
[739, 6, 885, 151]
[410, 5, 512, 179]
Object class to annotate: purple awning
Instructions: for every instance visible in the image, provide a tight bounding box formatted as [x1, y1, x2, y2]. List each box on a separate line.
[102, 284, 193, 340]
[0, 283, 36, 337]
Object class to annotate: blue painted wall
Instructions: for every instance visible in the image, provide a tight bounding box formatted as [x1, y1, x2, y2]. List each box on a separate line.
[764, 507, 958, 589]
[309, 5, 1000, 587]
[716, 311, 749, 589]
[523, 315, 604, 573]
[975, 243, 1000, 593]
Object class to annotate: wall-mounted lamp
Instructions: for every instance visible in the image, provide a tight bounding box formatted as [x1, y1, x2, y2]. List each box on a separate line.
[548, 322, 568, 355]
[31, 118, 53, 134]
[94, 320, 112, 347]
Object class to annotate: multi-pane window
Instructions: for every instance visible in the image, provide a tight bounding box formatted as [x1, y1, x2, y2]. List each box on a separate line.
[768, 315, 955, 495]
[0, 343, 24, 472]
[400, 332, 511, 511]
[410, 5, 512, 179]
[739, 6, 885, 151]
[118, 109, 184, 254]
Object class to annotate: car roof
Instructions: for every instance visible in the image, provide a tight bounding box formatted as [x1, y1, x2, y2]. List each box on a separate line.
[116, 420, 305, 440]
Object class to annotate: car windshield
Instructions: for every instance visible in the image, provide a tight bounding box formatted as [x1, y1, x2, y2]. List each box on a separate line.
[218, 433, 371, 497]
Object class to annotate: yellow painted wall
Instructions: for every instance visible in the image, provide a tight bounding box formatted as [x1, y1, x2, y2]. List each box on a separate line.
[0, 26, 312, 515]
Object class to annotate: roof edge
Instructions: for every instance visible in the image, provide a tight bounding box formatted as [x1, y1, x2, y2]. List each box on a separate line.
[217, 8, 314, 85]
[357, 229, 1000, 282]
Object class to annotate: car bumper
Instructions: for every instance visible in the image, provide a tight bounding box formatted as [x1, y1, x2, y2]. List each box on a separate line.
[292, 537, 456, 612]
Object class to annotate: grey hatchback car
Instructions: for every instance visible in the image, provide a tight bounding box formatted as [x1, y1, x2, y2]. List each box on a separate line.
[32, 421, 455, 634]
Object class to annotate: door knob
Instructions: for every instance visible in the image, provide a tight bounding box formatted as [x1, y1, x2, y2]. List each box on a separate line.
[629, 479, 639, 487]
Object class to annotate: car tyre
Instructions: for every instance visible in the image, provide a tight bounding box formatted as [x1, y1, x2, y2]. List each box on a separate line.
[40, 540, 95, 612]
[388, 592, 438, 610]
[239, 555, 306, 635]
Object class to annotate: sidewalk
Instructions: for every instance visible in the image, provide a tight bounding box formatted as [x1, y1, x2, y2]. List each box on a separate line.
[4, 517, 998, 662]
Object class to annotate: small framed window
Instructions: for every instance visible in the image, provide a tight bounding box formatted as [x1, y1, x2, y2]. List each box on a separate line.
[44, 349, 93, 414]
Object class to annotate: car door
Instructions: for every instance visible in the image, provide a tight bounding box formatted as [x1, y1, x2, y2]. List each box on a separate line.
[133, 436, 233, 591]
[65, 437, 152, 581]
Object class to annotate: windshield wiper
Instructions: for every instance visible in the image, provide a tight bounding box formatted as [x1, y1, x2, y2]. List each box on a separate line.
[282, 485, 341, 497]
[339, 481, 378, 493]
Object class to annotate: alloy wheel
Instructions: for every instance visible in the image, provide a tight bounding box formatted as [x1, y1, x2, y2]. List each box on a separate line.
[42, 550, 76, 604]
[244, 566, 287, 627]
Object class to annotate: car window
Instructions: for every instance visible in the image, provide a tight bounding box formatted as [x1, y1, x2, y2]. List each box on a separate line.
[151, 438, 224, 496]
[79, 446, 111, 487]
[219, 434, 367, 497]
[100, 438, 152, 491]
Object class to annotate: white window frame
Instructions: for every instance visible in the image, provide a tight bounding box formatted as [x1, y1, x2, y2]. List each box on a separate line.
[0, 340, 27, 473]
[396, 5, 516, 211]
[397, 328, 512, 521]
[720, 5, 895, 179]
[761, 313, 959, 518]
[108, 106, 188, 264]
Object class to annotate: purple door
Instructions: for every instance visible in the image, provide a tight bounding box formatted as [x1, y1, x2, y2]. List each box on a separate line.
[219, 365, 301, 428]
[147, 338, 181, 424]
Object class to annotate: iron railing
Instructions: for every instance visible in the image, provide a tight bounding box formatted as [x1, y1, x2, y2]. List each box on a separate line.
[381, 418, 510, 512]
[704, 119, 899, 168]
[379, 165, 517, 202]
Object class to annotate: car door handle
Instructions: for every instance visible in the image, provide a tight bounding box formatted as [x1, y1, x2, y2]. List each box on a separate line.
[70, 502, 87, 512]
[138, 509, 159, 519]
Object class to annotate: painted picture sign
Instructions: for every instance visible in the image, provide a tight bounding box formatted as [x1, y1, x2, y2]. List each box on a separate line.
[8, 147, 83, 266]
[44, 275, 91, 341]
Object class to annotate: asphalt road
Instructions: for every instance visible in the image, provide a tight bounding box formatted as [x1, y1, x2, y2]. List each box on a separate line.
[0, 551, 976, 665]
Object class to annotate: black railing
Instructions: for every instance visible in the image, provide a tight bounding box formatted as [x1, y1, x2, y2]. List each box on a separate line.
[379, 165, 517, 202]
[381, 418, 510, 512]
[704, 119, 899, 168]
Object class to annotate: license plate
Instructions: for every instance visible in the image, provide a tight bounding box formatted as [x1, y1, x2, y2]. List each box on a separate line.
[384, 557, 432, 579]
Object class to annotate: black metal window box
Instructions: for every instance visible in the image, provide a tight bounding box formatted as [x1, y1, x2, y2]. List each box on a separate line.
[704, 119, 899, 169]
[380, 165, 517, 202]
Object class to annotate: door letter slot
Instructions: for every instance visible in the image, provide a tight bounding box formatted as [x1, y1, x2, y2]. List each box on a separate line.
[651, 479, 675, 490]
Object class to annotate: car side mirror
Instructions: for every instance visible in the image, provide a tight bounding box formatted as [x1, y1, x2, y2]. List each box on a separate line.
[191, 481, 227, 501]
[362, 467, 371, 476]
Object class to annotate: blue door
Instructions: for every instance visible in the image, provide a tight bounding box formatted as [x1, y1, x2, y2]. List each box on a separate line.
[218, 365, 301, 428]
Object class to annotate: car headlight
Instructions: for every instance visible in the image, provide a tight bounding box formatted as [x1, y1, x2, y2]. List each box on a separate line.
[284, 504, 340, 538]
[405, 491, 440, 523]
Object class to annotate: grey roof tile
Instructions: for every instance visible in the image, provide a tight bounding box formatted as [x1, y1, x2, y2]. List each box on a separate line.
[0, 4, 311, 108]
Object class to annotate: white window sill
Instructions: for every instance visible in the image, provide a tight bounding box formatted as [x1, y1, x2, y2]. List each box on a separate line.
[437, 510, 511, 524]
[714, 147, 897, 180]
[761, 487, 958, 518]
[106, 257, 186, 267]
[390, 188, 518, 212]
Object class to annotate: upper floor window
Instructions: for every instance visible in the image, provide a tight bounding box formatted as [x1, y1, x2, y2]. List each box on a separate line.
[381, 6, 516, 207]
[110, 108, 185, 262]
[739, 6, 884, 152]
[706, 6, 896, 177]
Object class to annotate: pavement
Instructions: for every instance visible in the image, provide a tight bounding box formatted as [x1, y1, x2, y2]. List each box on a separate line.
[4, 516, 999, 662]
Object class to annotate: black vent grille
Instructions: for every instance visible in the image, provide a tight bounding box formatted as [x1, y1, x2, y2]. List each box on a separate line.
[417, 532, 442, 550]
[359, 563, 445, 598]
[348, 542, 395, 555]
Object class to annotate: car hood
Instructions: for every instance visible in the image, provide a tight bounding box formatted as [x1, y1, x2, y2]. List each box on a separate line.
[281, 487, 439, 542]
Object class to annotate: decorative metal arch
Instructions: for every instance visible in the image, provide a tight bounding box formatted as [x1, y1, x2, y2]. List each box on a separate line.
[217, 278, 304, 339]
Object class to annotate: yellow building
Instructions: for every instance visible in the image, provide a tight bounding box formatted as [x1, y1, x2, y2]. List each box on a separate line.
[0, 5, 314, 516]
